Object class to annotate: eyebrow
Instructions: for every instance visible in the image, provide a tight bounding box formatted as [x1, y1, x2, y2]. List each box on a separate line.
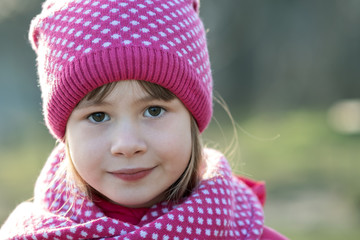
[134, 95, 173, 104]
[75, 100, 112, 110]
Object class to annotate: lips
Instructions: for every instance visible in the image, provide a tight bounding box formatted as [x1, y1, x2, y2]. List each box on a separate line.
[110, 167, 155, 181]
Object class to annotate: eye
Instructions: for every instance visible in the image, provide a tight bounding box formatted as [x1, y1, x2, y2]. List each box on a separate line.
[144, 106, 165, 118]
[88, 112, 110, 123]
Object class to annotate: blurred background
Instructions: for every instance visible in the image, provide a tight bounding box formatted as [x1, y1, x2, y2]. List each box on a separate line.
[0, 0, 359, 239]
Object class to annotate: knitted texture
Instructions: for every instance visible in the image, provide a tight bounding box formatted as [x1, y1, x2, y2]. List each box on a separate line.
[0, 147, 265, 240]
[29, 0, 212, 140]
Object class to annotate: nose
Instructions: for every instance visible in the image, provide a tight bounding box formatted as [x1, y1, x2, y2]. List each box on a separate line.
[110, 120, 147, 158]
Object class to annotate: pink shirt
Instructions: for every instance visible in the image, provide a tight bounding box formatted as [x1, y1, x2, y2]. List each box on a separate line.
[94, 197, 149, 225]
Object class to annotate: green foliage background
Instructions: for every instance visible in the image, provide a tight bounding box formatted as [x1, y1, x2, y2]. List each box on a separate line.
[204, 109, 360, 239]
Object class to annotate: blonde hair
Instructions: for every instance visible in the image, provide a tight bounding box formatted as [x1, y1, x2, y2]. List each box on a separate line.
[63, 80, 203, 204]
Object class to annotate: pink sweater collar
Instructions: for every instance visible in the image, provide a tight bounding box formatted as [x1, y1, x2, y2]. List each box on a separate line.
[94, 196, 149, 225]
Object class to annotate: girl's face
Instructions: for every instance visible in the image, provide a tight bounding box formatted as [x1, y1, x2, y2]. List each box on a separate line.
[66, 80, 192, 208]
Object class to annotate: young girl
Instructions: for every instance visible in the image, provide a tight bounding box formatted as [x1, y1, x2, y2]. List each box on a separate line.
[1, 0, 287, 239]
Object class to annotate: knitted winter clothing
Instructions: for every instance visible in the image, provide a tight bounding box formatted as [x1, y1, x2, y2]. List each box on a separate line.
[0, 146, 289, 240]
[29, 0, 212, 140]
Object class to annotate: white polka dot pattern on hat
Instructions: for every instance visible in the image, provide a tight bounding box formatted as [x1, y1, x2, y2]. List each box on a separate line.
[1, 147, 264, 240]
[41, 0, 210, 85]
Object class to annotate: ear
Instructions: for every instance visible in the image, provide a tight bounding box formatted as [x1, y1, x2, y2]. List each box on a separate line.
[192, 0, 200, 13]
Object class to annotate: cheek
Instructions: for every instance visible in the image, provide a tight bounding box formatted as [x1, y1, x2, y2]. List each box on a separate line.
[67, 144, 104, 190]
[68, 123, 106, 154]
[66, 130, 106, 177]
[156, 121, 192, 168]
[167, 131, 192, 157]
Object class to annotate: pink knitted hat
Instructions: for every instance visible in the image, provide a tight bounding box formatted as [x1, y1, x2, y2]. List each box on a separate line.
[29, 0, 212, 140]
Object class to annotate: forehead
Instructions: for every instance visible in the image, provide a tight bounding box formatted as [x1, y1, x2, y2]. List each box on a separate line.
[76, 81, 146, 108]
[83, 80, 174, 102]
[76, 80, 176, 109]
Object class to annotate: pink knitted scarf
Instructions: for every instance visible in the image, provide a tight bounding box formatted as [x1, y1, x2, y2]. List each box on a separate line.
[1, 146, 266, 240]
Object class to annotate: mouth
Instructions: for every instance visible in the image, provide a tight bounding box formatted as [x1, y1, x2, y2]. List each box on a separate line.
[110, 167, 156, 181]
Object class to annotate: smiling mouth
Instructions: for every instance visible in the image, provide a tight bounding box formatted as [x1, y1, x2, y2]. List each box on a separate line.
[110, 167, 155, 181]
